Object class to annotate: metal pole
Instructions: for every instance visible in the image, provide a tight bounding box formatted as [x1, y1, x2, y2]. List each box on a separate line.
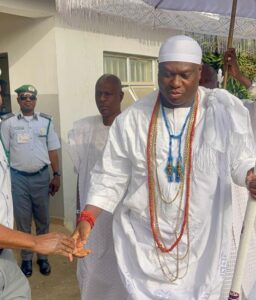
[223, 0, 238, 89]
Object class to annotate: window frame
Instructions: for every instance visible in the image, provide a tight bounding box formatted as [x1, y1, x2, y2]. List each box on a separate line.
[104, 51, 157, 87]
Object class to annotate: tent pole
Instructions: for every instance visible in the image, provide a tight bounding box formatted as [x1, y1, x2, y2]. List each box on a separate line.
[228, 164, 256, 300]
[223, 0, 238, 89]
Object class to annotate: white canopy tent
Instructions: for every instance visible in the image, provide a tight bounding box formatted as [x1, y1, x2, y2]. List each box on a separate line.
[56, 0, 256, 40]
[143, 0, 256, 18]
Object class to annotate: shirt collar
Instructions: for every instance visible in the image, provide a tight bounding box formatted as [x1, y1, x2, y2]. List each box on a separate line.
[17, 112, 38, 120]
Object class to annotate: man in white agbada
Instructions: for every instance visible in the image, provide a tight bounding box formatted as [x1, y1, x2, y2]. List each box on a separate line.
[73, 36, 256, 300]
[68, 74, 127, 299]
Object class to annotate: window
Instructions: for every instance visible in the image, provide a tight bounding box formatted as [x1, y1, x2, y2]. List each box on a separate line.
[104, 52, 157, 110]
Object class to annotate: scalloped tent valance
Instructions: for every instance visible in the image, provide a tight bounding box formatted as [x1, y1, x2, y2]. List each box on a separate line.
[56, 0, 256, 54]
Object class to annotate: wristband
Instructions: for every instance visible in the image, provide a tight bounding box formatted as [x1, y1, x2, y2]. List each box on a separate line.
[77, 210, 95, 229]
[53, 171, 61, 177]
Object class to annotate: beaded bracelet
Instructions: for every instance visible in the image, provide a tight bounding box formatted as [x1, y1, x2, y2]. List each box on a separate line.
[77, 210, 95, 229]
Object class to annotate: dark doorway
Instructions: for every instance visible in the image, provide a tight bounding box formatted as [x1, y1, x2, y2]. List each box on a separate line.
[0, 53, 12, 115]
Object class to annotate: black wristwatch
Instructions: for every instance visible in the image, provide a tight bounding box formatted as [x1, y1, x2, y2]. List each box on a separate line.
[53, 171, 61, 177]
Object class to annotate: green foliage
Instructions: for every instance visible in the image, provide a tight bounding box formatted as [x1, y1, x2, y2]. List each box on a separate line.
[203, 51, 256, 99]
[202, 52, 222, 71]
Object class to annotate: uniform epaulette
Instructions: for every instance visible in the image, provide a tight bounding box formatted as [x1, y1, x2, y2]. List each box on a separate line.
[0, 112, 15, 121]
[39, 112, 52, 120]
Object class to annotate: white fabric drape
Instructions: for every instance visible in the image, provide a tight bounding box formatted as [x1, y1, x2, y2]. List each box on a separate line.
[68, 116, 109, 206]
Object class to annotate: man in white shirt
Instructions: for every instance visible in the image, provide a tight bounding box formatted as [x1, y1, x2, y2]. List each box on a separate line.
[68, 74, 127, 300]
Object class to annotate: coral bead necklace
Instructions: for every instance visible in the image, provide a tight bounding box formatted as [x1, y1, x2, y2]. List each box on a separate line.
[147, 92, 199, 281]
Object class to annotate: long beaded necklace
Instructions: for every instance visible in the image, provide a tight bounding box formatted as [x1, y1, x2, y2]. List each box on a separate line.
[147, 92, 199, 281]
[160, 94, 193, 183]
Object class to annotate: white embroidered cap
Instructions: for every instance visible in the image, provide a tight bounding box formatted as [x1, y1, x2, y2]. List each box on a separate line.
[159, 35, 202, 64]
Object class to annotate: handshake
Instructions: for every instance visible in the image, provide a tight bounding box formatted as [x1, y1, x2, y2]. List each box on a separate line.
[41, 209, 98, 260]
[45, 212, 94, 261]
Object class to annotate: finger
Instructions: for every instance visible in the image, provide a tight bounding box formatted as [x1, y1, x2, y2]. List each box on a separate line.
[61, 239, 76, 252]
[68, 253, 73, 262]
[73, 248, 92, 257]
[71, 229, 79, 239]
[57, 244, 77, 257]
[76, 240, 86, 249]
[57, 248, 74, 258]
[71, 232, 86, 249]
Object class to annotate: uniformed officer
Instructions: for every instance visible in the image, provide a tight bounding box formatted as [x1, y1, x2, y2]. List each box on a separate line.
[0, 90, 78, 299]
[0, 139, 76, 299]
[0, 84, 61, 277]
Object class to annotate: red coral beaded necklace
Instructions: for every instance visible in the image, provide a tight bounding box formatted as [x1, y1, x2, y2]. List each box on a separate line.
[147, 92, 199, 281]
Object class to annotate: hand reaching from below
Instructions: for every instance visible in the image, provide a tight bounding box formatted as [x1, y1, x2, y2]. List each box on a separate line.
[33, 232, 75, 259]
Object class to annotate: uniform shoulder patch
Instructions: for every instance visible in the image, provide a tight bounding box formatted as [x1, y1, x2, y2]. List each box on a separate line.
[39, 112, 52, 120]
[0, 112, 15, 121]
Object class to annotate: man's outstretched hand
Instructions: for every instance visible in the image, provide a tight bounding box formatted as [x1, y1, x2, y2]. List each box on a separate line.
[72, 221, 92, 259]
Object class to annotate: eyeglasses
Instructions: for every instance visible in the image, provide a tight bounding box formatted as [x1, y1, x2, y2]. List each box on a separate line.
[19, 95, 37, 101]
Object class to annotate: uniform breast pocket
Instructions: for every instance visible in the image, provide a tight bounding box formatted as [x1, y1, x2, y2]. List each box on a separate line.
[13, 128, 29, 144]
[38, 127, 47, 138]
[17, 132, 30, 144]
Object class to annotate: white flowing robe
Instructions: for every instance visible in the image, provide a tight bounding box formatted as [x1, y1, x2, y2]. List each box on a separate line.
[86, 87, 256, 300]
[68, 115, 127, 300]
[244, 100, 256, 143]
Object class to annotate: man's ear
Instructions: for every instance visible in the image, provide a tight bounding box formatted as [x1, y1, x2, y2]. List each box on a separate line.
[198, 64, 202, 80]
[120, 91, 124, 102]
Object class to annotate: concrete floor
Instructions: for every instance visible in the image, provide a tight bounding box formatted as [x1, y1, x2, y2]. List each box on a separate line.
[15, 223, 81, 300]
